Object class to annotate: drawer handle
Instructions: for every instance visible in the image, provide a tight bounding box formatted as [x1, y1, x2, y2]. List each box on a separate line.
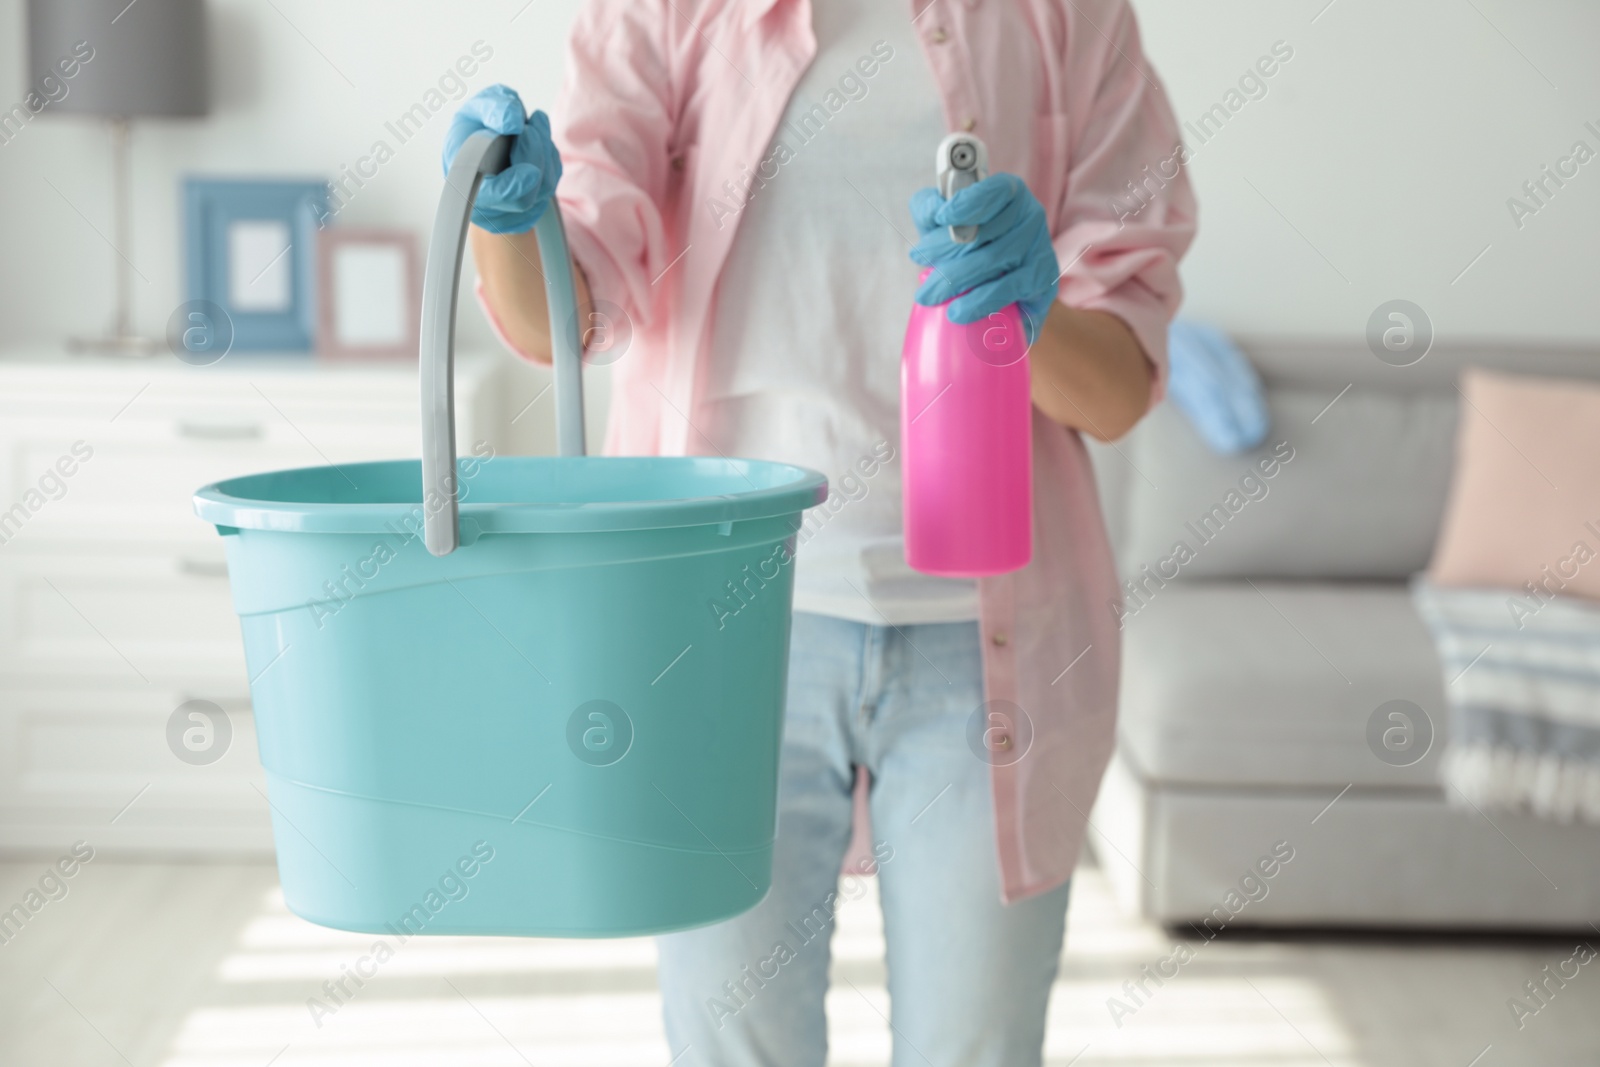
[178, 556, 229, 578]
[176, 421, 264, 441]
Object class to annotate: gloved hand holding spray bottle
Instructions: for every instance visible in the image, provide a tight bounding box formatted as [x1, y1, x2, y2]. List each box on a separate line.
[903, 134, 1060, 576]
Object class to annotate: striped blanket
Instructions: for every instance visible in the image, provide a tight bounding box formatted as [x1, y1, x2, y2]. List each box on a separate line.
[1412, 578, 1600, 825]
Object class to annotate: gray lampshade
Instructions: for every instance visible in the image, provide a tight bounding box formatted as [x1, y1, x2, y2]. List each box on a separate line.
[27, 0, 208, 118]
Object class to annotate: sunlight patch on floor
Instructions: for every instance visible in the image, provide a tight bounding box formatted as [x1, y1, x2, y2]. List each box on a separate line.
[1044, 975, 1358, 1065]
[161, 867, 1361, 1067]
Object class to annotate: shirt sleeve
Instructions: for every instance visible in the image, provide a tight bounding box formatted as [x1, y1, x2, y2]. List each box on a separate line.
[552, 0, 678, 329]
[1052, 0, 1197, 405]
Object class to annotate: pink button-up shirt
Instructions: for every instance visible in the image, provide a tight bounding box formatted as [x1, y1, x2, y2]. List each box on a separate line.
[506, 0, 1195, 902]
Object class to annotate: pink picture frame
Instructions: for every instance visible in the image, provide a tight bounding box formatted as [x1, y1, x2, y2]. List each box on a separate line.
[315, 228, 420, 360]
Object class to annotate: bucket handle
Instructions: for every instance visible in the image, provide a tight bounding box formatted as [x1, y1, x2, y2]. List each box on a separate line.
[420, 130, 588, 557]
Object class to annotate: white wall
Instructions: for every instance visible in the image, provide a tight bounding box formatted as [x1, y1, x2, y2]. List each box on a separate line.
[1, 0, 1597, 362]
[1133, 0, 1600, 343]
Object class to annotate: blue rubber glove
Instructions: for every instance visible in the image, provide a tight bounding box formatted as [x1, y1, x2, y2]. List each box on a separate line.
[909, 174, 1060, 345]
[441, 85, 562, 235]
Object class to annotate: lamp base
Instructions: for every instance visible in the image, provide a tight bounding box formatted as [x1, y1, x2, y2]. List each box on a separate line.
[67, 333, 162, 358]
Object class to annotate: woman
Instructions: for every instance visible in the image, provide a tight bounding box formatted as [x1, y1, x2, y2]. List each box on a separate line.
[447, 1, 1194, 1063]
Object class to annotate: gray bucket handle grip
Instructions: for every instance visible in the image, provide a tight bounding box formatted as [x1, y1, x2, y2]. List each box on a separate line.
[421, 129, 587, 557]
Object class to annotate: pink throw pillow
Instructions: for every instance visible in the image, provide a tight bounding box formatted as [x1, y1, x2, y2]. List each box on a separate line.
[1430, 368, 1600, 601]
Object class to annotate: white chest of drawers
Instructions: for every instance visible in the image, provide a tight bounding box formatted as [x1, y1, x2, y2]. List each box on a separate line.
[0, 350, 503, 854]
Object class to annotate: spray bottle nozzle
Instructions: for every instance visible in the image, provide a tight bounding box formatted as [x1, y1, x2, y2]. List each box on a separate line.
[934, 132, 989, 244]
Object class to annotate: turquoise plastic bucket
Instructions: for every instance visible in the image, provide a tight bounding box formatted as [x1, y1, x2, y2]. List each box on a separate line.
[194, 131, 827, 936]
[196, 455, 825, 936]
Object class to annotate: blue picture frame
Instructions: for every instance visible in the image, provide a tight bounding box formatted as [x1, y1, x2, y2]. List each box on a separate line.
[182, 178, 330, 352]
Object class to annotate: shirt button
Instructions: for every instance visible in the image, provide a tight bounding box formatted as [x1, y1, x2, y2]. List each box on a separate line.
[930, 27, 948, 43]
[670, 154, 686, 171]
[961, 116, 978, 132]
[991, 631, 1008, 647]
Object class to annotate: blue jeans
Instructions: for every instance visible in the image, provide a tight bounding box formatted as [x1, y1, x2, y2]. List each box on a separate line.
[658, 612, 1072, 1067]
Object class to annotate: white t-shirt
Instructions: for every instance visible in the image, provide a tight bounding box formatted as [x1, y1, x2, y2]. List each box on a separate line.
[698, 0, 979, 625]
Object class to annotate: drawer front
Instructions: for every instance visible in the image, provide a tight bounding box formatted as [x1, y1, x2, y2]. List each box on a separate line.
[0, 360, 498, 549]
[0, 363, 419, 423]
[0, 548, 249, 685]
[0, 684, 269, 849]
[1, 416, 423, 547]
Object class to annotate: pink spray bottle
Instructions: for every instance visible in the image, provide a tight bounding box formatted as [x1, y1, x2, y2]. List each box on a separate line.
[901, 133, 1033, 576]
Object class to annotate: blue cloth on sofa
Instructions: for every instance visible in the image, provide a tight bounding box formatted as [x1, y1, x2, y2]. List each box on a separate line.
[1166, 319, 1269, 454]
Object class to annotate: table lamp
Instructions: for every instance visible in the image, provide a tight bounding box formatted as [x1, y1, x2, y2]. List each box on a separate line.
[28, 0, 209, 355]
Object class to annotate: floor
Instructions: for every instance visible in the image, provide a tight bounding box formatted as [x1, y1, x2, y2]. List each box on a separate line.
[0, 856, 1595, 1066]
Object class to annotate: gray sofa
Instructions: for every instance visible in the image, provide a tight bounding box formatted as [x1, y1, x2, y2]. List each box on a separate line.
[1087, 339, 1600, 930]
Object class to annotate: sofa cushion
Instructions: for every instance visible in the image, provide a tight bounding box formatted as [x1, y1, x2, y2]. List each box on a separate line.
[1119, 388, 1458, 580]
[1118, 581, 1448, 789]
